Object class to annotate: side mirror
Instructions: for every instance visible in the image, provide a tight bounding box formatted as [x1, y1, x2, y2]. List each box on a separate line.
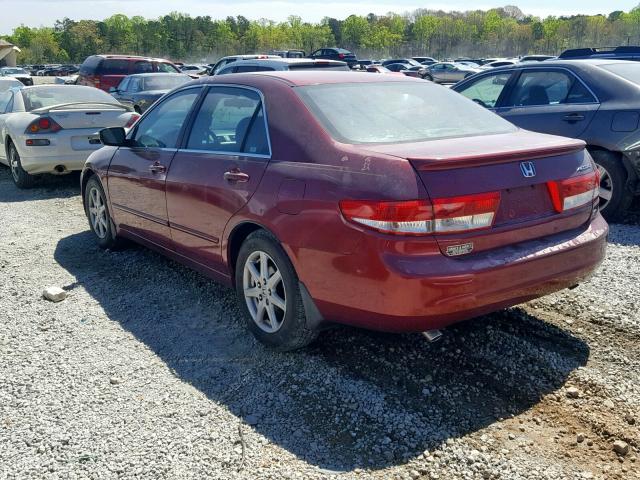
[109, 87, 118, 94]
[100, 127, 127, 147]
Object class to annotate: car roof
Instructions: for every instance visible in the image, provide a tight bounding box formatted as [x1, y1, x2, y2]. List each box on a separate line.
[195, 71, 419, 87]
[125, 72, 190, 78]
[92, 54, 175, 62]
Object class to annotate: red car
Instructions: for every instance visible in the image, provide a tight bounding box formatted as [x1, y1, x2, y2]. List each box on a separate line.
[77, 55, 182, 92]
[81, 72, 607, 351]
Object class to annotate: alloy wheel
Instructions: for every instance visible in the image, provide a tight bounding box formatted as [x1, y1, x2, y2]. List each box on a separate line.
[88, 186, 108, 239]
[597, 164, 613, 211]
[242, 250, 287, 333]
[9, 148, 19, 183]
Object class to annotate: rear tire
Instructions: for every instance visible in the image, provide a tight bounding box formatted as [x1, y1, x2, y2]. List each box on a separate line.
[590, 150, 633, 221]
[84, 176, 122, 249]
[8, 143, 36, 189]
[235, 230, 318, 351]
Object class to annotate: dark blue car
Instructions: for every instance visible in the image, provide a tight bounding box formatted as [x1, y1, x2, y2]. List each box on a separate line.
[453, 59, 640, 219]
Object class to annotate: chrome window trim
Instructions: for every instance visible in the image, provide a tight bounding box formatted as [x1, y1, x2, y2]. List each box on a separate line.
[179, 83, 273, 159]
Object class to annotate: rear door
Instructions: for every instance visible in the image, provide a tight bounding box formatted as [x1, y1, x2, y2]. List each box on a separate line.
[107, 87, 202, 249]
[166, 86, 271, 271]
[495, 68, 600, 138]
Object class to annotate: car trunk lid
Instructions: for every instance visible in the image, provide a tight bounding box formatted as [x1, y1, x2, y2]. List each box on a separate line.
[43, 105, 132, 130]
[359, 130, 597, 255]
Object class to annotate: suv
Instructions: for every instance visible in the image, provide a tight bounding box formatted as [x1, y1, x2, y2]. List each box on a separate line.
[216, 58, 349, 75]
[308, 48, 358, 68]
[558, 46, 640, 61]
[208, 55, 281, 75]
[77, 55, 181, 91]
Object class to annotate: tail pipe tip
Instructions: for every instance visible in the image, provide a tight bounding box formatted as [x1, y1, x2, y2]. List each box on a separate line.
[422, 329, 443, 343]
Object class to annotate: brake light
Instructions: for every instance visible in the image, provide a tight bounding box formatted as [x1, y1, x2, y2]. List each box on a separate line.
[25, 117, 62, 134]
[125, 113, 141, 128]
[546, 171, 599, 213]
[338, 53, 345, 59]
[339, 192, 500, 236]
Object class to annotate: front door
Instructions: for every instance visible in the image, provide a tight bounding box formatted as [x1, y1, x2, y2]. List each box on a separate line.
[107, 87, 202, 249]
[166, 86, 271, 272]
[496, 69, 600, 138]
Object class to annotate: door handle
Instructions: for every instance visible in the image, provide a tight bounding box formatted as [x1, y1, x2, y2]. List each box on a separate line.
[149, 162, 166, 174]
[224, 169, 250, 183]
[563, 113, 585, 122]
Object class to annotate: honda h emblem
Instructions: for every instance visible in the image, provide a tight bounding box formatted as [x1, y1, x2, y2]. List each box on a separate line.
[520, 161, 536, 178]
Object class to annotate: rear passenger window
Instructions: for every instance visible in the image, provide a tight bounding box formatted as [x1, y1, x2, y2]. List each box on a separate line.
[98, 59, 131, 75]
[505, 70, 595, 106]
[187, 87, 269, 155]
[566, 80, 596, 104]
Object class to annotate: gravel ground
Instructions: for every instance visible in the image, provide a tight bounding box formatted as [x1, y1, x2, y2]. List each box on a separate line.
[0, 166, 638, 480]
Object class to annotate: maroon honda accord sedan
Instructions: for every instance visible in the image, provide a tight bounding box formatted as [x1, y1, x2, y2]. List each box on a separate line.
[81, 72, 607, 350]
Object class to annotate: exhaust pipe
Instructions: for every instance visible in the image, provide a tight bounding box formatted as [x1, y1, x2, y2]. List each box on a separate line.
[53, 165, 67, 174]
[422, 329, 443, 343]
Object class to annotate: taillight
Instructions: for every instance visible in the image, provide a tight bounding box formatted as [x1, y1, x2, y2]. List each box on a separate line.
[339, 192, 500, 236]
[546, 171, 599, 213]
[338, 53, 345, 59]
[25, 117, 62, 134]
[125, 113, 141, 128]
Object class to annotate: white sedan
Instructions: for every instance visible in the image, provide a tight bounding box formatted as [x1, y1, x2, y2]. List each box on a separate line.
[0, 85, 139, 188]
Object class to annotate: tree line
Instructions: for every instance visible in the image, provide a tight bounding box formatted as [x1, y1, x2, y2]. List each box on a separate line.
[3, 5, 640, 64]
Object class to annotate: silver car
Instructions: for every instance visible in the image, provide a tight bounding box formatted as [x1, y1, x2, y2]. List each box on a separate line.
[426, 62, 480, 83]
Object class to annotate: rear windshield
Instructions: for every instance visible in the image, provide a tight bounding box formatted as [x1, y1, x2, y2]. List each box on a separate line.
[21, 86, 119, 111]
[2, 68, 28, 75]
[288, 63, 349, 71]
[143, 75, 191, 90]
[598, 63, 640, 85]
[296, 81, 516, 144]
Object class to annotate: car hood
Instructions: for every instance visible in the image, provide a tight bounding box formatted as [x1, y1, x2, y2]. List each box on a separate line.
[4, 73, 30, 79]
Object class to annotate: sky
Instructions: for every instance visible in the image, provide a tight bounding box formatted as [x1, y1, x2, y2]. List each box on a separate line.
[0, 0, 638, 35]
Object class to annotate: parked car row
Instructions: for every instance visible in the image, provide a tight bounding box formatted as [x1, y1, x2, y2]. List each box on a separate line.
[7, 49, 639, 353]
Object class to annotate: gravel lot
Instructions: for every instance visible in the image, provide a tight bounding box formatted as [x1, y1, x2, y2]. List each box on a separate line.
[0, 166, 638, 480]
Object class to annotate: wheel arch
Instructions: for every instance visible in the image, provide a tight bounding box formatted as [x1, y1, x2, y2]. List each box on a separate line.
[227, 221, 277, 284]
[587, 145, 638, 188]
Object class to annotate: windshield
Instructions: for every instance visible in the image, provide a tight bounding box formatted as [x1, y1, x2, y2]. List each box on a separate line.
[2, 68, 27, 75]
[143, 75, 191, 90]
[599, 63, 640, 85]
[296, 81, 516, 144]
[21, 86, 119, 111]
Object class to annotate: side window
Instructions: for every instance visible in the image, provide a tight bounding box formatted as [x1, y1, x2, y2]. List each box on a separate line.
[566, 79, 597, 104]
[130, 78, 142, 92]
[505, 71, 583, 107]
[157, 63, 179, 73]
[217, 66, 235, 75]
[186, 87, 269, 155]
[118, 77, 130, 92]
[132, 88, 200, 148]
[234, 65, 258, 73]
[0, 92, 12, 113]
[458, 73, 513, 108]
[133, 61, 153, 74]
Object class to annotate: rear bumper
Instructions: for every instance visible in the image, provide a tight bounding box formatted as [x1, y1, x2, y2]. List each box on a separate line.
[15, 130, 103, 174]
[309, 214, 608, 332]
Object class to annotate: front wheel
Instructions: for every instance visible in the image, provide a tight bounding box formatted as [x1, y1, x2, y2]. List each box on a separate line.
[8, 143, 37, 189]
[423, 73, 433, 81]
[235, 230, 318, 351]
